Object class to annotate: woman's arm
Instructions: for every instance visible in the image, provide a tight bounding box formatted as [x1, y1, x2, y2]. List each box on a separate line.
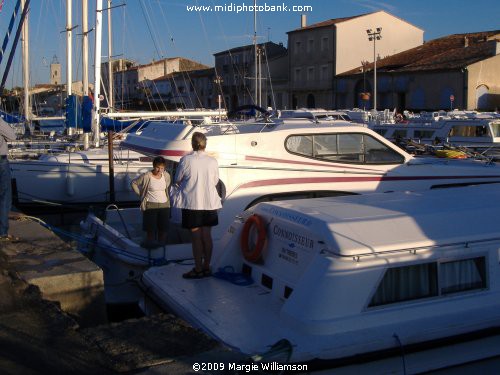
[0, 120, 17, 141]
[130, 173, 145, 196]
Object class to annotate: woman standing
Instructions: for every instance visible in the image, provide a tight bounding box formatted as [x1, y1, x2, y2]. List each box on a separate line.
[175, 132, 222, 279]
[131, 156, 171, 248]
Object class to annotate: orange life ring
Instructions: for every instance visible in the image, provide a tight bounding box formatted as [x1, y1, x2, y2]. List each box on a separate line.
[240, 214, 267, 263]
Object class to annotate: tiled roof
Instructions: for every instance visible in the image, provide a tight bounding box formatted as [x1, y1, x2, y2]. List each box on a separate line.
[341, 30, 500, 75]
[152, 67, 215, 82]
[287, 14, 367, 33]
[214, 41, 286, 56]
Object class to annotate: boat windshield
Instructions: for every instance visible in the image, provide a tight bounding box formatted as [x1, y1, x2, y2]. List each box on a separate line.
[490, 122, 500, 137]
[449, 124, 489, 138]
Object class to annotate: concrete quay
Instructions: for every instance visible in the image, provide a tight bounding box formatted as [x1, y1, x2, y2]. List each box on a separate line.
[0, 211, 244, 374]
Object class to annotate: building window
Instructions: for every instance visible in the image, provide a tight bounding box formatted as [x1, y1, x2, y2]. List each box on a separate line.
[307, 39, 314, 53]
[307, 67, 314, 81]
[294, 41, 301, 55]
[320, 65, 328, 81]
[321, 37, 329, 52]
[294, 68, 302, 82]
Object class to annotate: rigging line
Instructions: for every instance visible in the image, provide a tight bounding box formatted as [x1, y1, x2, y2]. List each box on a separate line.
[154, 1, 201, 109]
[154, 1, 203, 109]
[150, 0, 184, 109]
[263, 44, 276, 110]
[207, 0, 255, 104]
[138, 0, 162, 60]
[144, 0, 166, 58]
[195, 0, 228, 111]
[154, 0, 175, 53]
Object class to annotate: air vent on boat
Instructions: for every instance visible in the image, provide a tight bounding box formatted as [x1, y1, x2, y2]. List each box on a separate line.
[261, 273, 273, 289]
[284, 286, 293, 299]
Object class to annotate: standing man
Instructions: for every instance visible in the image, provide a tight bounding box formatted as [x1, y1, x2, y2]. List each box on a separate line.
[175, 132, 222, 279]
[0, 117, 16, 241]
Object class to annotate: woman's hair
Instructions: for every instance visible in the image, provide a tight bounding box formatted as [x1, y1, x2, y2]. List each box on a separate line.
[152, 156, 166, 167]
[191, 132, 207, 151]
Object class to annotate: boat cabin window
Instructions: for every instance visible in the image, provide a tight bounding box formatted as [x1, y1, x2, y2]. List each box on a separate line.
[285, 133, 404, 164]
[392, 129, 407, 139]
[413, 130, 435, 139]
[448, 125, 489, 138]
[440, 257, 486, 294]
[369, 256, 487, 308]
[245, 190, 357, 210]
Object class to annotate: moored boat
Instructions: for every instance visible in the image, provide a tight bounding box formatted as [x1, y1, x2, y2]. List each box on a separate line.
[80, 118, 500, 305]
[141, 183, 500, 370]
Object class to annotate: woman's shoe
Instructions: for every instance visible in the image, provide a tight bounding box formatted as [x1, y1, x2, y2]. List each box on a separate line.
[182, 268, 205, 279]
[202, 268, 212, 277]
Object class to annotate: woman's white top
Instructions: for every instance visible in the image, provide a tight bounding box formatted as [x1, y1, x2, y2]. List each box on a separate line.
[146, 173, 168, 203]
[175, 150, 222, 210]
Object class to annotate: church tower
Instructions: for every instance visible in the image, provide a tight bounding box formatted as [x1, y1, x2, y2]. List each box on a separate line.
[50, 55, 61, 85]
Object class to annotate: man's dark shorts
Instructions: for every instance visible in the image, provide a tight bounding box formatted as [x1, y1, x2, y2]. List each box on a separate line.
[143, 202, 170, 232]
[181, 209, 218, 229]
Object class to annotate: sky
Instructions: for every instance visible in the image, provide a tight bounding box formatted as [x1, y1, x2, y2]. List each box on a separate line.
[1, 0, 499, 88]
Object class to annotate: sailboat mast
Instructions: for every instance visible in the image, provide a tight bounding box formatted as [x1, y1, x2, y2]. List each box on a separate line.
[82, 0, 89, 96]
[107, 0, 113, 111]
[66, 0, 72, 96]
[93, 0, 103, 147]
[253, 0, 257, 107]
[21, 0, 30, 123]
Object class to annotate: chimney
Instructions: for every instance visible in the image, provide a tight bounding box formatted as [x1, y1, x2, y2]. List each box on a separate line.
[301, 14, 307, 28]
[464, 36, 469, 48]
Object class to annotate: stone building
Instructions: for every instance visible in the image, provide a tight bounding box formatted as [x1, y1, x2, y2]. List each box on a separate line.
[338, 31, 500, 111]
[213, 42, 288, 110]
[144, 67, 216, 110]
[107, 57, 207, 109]
[287, 11, 423, 109]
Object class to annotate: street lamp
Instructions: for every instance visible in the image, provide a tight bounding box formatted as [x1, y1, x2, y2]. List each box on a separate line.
[366, 27, 382, 110]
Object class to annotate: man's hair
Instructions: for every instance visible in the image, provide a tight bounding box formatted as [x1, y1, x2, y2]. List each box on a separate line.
[152, 156, 166, 167]
[191, 132, 207, 151]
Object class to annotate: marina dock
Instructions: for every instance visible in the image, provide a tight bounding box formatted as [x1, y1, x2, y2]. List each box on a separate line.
[0, 211, 243, 374]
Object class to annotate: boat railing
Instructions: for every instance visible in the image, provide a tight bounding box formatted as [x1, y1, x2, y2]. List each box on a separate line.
[104, 204, 132, 239]
[320, 235, 500, 262]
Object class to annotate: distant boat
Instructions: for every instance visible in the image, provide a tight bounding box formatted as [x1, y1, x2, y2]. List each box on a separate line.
[10, 146, 151, 209]
[370, 111, 500, 151]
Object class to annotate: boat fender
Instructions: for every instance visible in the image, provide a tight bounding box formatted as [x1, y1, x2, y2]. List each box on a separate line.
[240, 214, 267, 263]
[66, 172, 75, 196]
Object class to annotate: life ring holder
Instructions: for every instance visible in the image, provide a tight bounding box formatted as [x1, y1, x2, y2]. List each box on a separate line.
[240, 214, 267, 263]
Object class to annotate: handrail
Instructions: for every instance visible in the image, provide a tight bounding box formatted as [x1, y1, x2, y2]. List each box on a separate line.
[104, 204, 132, 239]
[319, 236, 500, 262]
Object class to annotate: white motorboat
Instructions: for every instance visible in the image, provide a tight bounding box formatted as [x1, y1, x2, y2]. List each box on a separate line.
[141, 183, 500, 371]
[371, 113, 500, 152]
[10, 147, 151, 208]
[79, 118, 500, 304]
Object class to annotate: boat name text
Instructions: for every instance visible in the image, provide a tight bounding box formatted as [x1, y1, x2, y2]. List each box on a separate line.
[273, 224, 314, 249]
[262, 206, 312, 227]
